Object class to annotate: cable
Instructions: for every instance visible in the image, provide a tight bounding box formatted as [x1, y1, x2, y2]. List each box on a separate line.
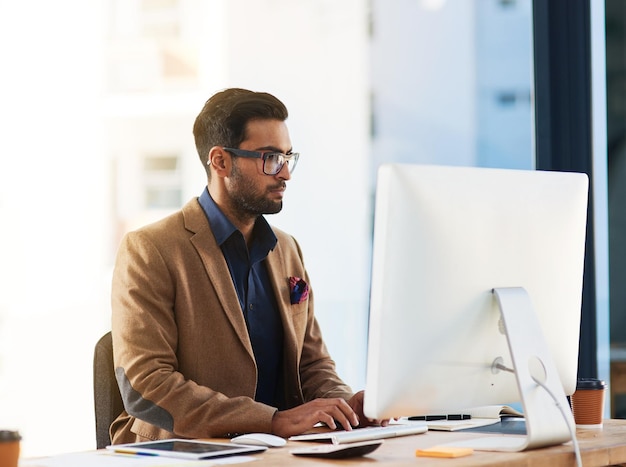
[493, 358, 581, 466]
[532, 377, 582, 467]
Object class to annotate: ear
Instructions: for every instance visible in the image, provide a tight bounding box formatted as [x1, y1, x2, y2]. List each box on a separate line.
[207, 147, 231, 178]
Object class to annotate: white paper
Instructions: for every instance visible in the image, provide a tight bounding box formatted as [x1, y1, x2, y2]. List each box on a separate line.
[20, 450, 257, 467]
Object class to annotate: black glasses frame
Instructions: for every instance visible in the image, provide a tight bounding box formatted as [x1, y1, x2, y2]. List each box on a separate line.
[223, 147, 299, 175]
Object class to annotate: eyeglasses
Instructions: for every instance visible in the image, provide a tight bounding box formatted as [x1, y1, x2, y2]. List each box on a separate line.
[223, 147, 299, 175]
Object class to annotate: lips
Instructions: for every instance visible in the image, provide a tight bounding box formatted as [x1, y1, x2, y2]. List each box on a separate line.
[268, 182, 286, 194]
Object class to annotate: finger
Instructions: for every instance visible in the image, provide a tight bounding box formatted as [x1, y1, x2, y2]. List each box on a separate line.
[329, 403, 359, 430]
[331, 412, 353, 431]
[335, 398, 360, 427]
[317, 411, 337, 430]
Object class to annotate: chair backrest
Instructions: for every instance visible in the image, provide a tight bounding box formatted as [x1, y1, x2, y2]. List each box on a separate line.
[93, 331, 124, 449]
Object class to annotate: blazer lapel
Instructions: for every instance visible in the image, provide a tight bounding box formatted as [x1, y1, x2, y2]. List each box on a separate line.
[182, 200, 255, 359]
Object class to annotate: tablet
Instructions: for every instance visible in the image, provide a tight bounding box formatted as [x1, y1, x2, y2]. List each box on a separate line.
[106, 439, 267, 459]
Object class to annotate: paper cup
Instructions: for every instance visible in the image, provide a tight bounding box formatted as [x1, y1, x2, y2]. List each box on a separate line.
[571, 378, 607, 429]
[0, 431, 21, 467]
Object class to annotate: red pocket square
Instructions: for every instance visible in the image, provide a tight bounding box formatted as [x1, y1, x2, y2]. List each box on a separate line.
[289, 276, 309, 304]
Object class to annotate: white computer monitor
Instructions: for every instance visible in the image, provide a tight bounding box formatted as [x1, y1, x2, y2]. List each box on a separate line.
[363, 163, 589, 451]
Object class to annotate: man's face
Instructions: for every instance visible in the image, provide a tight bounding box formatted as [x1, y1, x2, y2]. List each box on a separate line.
[225, 118, 293, 218]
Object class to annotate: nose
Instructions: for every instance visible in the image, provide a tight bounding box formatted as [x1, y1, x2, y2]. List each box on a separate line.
[276, 161, 292, 180]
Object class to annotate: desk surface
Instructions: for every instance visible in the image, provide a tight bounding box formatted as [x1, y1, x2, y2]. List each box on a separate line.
[22, 420, 626, 467]
[212, 419, 626, 467]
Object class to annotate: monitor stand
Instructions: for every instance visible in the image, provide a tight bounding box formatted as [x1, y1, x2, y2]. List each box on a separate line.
[446, 287, 576, 451]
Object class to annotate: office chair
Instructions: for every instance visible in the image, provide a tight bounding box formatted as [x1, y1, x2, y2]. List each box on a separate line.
[93, 331, 124, 449]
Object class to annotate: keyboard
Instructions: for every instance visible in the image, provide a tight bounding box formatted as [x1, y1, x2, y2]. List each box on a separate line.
[289, 423, 428, 445]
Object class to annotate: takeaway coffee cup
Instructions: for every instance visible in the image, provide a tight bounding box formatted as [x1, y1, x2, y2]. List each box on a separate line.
[0, 430, 21, 467]
[571, 378, 607, 429]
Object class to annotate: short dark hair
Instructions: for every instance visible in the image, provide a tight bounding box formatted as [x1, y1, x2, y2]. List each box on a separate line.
[193, 88, 289, 176]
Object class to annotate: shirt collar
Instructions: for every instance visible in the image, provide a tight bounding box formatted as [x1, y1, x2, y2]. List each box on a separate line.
[198, 187, 277, 251]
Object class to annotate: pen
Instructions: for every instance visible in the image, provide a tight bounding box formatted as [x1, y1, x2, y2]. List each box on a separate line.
[408, 414, 471, 421]
[113, 449, 159, 456]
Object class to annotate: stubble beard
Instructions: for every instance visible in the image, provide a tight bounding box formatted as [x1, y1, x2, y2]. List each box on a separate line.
[228, 161, 285, 218]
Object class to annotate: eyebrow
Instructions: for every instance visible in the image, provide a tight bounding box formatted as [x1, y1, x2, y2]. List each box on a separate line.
[255, 146, 294, 154]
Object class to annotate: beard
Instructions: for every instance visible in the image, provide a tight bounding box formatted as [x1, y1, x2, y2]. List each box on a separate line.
[227, 160, 285, 217]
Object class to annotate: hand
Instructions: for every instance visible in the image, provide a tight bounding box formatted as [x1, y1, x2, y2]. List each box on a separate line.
[271, 398, 360, 438]
[347, 390, 391, 427]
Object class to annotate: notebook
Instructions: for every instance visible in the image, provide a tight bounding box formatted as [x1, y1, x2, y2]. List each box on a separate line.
[414, 405, 524, 432]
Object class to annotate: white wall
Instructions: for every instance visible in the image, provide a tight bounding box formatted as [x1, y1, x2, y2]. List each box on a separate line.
[0, 0, 110, 457]
[0, 0, 371, 457]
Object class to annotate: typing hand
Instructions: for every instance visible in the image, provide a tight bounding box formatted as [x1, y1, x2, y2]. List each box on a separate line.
[347, 390, 392, 428]
[271, 398, 360, 438]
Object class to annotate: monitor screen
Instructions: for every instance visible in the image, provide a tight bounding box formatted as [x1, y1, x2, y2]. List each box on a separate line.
[363, 164, 588, 427]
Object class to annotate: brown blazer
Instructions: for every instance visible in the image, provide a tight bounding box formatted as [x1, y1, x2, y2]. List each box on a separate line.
[110, 198, 353, 444]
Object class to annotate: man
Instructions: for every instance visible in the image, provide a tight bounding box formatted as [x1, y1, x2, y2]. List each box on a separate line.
[110, 88, 378, 444]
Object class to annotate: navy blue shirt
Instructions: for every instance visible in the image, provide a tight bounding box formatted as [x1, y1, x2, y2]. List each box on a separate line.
[198, 188, 284, 407]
